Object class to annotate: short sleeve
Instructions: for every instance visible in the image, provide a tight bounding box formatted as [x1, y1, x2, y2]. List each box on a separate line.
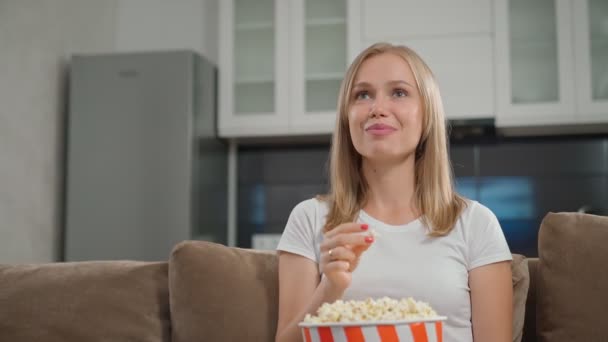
[467, 202, 513, 270]
[276, 199, 319, 263]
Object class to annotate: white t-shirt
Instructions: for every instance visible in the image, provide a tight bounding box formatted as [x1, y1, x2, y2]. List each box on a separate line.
[277, 198, 512, 342]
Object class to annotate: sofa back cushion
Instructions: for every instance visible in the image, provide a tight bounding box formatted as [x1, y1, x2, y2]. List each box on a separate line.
[0, 261, 170, 342]
[169, 241, 278, 342]
[169, 241, 528, 342]
[537, 212, 608, 341]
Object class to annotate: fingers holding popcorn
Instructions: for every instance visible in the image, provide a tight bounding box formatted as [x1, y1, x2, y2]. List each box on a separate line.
[324, 222, 370, 239]
[322, 260, 351, 273]
[321, 229, 374, 253]
[319, 222, 377, 290]
[322, 246, 363, 273]
[322, 246, 355, 264]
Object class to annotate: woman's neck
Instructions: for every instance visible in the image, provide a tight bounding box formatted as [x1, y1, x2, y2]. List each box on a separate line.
[361, 156, 420, 225]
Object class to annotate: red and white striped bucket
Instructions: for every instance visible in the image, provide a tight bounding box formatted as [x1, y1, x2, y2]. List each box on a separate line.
[299, 317, 446, 342]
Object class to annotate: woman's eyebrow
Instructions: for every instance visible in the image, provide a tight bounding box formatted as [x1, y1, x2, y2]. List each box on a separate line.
[352, 81, 370, 89]
[387, 80, 415, 88]
[353, 80, 414, 89]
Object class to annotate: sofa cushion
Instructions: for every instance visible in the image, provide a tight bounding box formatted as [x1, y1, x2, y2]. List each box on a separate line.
[0, 261, 170, 342]
[511, 254, 530, 342]
[537, 212, 608, 341]
[169, 241, 278, 342]
[521, 258, 538, 342]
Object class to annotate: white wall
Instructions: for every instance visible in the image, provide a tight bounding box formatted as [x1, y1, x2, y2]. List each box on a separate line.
[115, 0, 218, 64]
[0, 0, 219, 262]
[0, 0, 117, 262]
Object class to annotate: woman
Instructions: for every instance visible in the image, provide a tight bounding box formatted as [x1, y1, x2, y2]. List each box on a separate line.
[275, 43, 513, 342]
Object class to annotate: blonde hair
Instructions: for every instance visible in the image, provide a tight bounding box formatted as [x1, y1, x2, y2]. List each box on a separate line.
[321, 42, 466, 236]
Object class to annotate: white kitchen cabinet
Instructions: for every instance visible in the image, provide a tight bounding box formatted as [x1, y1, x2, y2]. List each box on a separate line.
[573, 0, 608, 121]
[289, 0, 359, 135]
[362, 0, 492, 40]
[495, 0, 576, 127]
[495, 0, 608, 128]
[218, 0, 290, 137]
[363, 36, 495, 120]
[360, 0, 495, 120]
[219, 0, 360, 138]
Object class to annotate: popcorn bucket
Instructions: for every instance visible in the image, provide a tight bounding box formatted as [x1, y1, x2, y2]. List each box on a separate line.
[299, 317, 447, 342]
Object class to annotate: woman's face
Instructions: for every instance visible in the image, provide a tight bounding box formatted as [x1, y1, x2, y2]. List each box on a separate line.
[348, 52, 423, 164]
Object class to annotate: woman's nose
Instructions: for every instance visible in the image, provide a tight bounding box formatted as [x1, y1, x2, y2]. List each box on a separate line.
[369, 98, 388, 117]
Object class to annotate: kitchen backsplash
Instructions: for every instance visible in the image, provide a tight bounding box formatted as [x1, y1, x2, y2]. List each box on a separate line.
[237, 136, 608, 257]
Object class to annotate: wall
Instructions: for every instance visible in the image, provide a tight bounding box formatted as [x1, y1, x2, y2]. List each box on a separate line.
[0, 0, 219, 262]
[114, 0, 219, 64]
[0, 0, 117, 262]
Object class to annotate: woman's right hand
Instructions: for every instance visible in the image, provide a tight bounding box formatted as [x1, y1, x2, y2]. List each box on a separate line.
[319, 223, 375, 292]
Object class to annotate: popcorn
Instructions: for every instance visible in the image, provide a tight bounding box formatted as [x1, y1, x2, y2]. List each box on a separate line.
[369, 228, 380, 238]
[303, 297, 438, 323]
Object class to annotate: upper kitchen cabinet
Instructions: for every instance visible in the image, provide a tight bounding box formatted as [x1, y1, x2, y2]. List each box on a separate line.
[362, 0, 492, 38]
[219, 0, 360, 138]
[219, 0, 290, 137]
[360, 0, 495, 120]
[495, 0, 608, 129]
[495, 0, 576, 127]
[289, 0, 358, 135]
[573, 0, 608, 120]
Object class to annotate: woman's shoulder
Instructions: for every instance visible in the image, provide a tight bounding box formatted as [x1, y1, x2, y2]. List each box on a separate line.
[289, 196, 330, 222]
[458, 199, 499, 227]
[292, 196, 329, 213]
[285, 197, 330, 238]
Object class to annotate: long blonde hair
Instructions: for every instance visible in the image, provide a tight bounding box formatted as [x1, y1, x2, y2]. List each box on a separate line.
[321, 42, 466, 236]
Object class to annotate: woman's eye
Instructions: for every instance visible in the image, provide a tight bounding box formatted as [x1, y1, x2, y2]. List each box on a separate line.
[393, 89, 407, 97]
[355, 91, 370, 100]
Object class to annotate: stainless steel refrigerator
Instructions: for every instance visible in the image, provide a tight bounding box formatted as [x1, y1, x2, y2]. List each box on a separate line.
[64, 50, 227, 261]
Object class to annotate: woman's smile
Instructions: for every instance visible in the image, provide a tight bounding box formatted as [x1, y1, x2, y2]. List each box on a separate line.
[364, 122, 397, 136]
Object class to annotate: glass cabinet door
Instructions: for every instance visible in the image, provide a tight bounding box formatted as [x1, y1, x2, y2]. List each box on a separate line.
[573, 0, 608, 118]
[233, 0, 275, 114]
[289, 0, 351, 134]
[495, 0, 575, 125]
[508, 0, 559, 104]
[587, 0, 608, 101]
[219, 0, 289, 137]
[304, 0, 347, 113]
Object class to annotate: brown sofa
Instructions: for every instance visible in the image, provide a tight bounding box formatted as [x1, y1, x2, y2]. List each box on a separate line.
[521, 212, 608, 342]
[0, 212, 606, 342]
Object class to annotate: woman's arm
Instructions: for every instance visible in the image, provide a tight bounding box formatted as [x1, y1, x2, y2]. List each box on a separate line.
[275, 223, 373, 341]
[469, 260, 513, 342]
[274, 252, 344, 342]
